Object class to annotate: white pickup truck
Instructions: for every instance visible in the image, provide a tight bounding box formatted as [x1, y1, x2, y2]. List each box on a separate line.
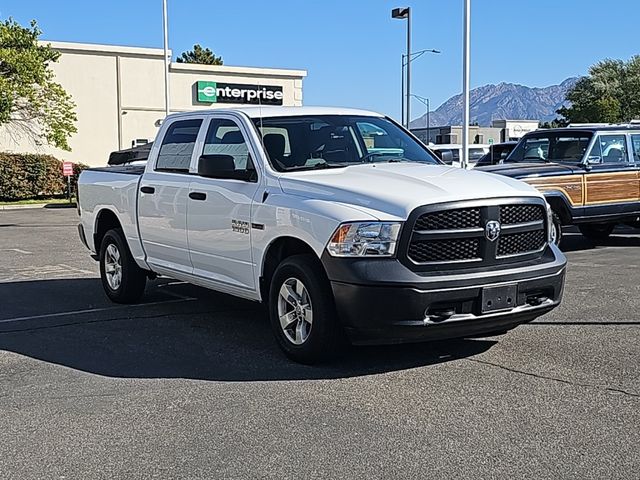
[78, 106, 566, 363]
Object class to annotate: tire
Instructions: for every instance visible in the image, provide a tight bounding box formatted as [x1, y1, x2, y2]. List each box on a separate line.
[578, 223, 615, 242]
[268, 254, 344, 364]
[99, 228, 147, 303]
[550, 212, 563, 247]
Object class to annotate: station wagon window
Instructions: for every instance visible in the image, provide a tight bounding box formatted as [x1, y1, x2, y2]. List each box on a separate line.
[507, 133, 591, 163]
[156, 119, 203, 172]
[631, 134, 640, 163]
[203, 118, 252, 170]
[589, 134, 628, 164]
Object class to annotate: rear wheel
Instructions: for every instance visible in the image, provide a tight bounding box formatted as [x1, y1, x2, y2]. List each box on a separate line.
[99, 228, 147, 303]
[578, 223, 615, 242]
[269, 254, 344, 364]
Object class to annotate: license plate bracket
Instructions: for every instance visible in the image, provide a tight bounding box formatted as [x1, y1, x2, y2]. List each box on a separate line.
[481, 284, 518, 313]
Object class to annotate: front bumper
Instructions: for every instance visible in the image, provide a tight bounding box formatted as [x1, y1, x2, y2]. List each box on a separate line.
[322, 245, 566, 345]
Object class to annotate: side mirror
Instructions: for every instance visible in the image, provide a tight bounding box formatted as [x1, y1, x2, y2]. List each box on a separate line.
[197, 154, 255, 181]
[587, 155, 602, 165]
[440, 150, 453, 164]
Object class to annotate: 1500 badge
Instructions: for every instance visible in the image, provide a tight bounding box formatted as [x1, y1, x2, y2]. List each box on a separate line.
[231, 219, 250, 234]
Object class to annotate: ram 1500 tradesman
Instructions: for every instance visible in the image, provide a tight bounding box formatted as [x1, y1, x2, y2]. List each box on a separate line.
[77, 107, 567, 363]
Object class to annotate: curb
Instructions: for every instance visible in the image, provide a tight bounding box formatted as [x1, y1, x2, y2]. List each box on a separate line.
[0, 203, 77, 211]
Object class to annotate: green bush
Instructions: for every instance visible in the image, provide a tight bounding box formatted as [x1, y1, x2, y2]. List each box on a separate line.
[0, 152, 88, 201]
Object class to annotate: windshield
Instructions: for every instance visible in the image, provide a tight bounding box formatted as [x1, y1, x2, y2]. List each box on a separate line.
[506, 132, 593, 163]
[253, 115, 440, 172]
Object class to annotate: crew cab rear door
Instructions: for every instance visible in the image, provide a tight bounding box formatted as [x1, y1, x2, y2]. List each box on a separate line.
[138, 117, 204, 274]
[186, 114, 261, 291]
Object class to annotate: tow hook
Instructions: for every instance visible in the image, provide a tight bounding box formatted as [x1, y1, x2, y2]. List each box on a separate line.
[424, 308, 456, 324]
[527, 295, 549, 307]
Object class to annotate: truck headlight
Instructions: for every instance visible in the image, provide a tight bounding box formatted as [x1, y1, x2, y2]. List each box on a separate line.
[327, 222, 402, 257]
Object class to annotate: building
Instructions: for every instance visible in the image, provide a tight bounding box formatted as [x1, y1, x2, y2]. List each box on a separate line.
[0, 41, 307, 167]
[411, 119, 540, 146]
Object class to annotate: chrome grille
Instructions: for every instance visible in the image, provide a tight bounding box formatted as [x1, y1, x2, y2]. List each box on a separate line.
[406, 200, 548, 268]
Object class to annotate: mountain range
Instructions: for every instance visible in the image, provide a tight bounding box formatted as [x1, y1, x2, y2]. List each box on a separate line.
[410, 78, 577, 128]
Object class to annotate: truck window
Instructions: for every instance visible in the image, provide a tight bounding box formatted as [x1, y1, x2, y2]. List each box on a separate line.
[156, 119, 203, 172]
[203, 118, 252, 170]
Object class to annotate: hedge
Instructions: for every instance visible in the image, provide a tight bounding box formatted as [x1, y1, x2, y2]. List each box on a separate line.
[0, 152, 88, 201]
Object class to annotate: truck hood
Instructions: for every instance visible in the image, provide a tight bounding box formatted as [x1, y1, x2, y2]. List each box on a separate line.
[477, 162, 581, 178]
[278, 163, 541, 220]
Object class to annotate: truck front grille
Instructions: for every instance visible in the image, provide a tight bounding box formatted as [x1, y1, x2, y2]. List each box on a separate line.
[405, 200, 547, 269]
[497, 229, 546, 257]
[409, 238, 481, 263]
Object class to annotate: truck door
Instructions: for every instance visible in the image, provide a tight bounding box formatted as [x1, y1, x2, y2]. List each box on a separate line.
[584, 133, 639, 214]
[187, 116, 261, 291]
[138, 118, 203, 274]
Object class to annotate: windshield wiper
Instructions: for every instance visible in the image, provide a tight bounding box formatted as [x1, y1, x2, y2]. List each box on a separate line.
[282, 162, 346, 172]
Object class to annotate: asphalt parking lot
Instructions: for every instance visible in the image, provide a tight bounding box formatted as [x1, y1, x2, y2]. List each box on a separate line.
[0, 208, 638, 479]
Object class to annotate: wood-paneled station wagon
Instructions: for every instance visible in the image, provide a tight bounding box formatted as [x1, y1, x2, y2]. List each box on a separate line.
[478, 125, 640, 245]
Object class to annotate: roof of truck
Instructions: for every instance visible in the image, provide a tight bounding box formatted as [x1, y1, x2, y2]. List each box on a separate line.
[168, 106, 385, 120]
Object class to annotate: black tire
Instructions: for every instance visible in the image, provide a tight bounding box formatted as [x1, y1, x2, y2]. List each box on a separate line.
[268, 254, 344, 364]
[578, 223, 615, 242]
[550, 212, 563, 247]
[99, 228, 147, 304]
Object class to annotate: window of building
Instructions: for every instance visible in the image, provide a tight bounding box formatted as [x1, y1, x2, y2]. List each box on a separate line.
[156, 119, 203, 172]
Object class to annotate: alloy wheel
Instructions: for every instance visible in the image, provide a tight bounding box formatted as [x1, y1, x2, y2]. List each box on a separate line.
[277, 277, 313, 345]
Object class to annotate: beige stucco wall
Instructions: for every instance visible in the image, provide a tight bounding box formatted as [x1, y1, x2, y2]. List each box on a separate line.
[0, 41, 306, 167]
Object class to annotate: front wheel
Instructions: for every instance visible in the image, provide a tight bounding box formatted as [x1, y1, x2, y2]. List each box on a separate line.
[550, 213, 563, 247]
[268, 254, 344, 364]
[578, 223, 615, 242]
[99, 228, 147, 303]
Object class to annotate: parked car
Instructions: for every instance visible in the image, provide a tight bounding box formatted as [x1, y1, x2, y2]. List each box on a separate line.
[78, 107, 566, 363]
[477, 126, 640, 245]
[430, 144, 490, 168]
[474, 141, 518, 167]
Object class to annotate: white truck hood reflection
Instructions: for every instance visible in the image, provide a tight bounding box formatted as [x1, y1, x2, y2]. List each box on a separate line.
[278, 163, 541, 220]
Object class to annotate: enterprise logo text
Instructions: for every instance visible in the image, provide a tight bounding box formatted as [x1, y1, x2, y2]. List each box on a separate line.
[197, 81, 284, 105]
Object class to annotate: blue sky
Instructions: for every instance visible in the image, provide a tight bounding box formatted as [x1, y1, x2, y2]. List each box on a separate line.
[2, 0, 639, 121]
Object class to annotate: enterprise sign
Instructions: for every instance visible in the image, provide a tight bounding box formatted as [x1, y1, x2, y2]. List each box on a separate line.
[197, 81, 284, 105]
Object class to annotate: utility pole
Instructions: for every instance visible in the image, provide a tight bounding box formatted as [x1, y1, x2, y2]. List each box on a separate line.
[162, 0, 170, 117]
[461, 0, 471, 169]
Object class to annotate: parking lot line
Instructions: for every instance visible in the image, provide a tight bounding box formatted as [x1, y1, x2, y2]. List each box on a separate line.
[0, 297, 197, 325]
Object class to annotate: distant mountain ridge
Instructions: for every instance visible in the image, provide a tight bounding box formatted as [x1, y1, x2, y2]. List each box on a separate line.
[410, 78, 577, 128]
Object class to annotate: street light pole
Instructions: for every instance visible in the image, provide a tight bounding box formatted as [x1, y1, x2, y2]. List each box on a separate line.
[461, 0, 471, 169]
[162, 0, 170, 117]
[411, 94, 431, 143]
[392, 7, 411, 128]
[406, 8, 411, 129]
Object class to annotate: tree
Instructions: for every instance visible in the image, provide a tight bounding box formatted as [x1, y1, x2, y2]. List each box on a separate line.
[0, 18, 77, 150]
[558, 57, 640, 124]
[176, 44, 223, 65]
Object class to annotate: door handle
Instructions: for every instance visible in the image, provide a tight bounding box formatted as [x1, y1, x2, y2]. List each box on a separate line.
[189, 192, 207, 201]
[140, 186, 155, 194]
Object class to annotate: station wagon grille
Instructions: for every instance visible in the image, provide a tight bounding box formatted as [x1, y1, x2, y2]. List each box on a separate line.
[406, 201, 547, 268]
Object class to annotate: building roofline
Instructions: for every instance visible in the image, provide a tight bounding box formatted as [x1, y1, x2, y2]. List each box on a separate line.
[41, 40, 171, 57]
[40, 40, 307, 78]
[170, 62, 307, 78]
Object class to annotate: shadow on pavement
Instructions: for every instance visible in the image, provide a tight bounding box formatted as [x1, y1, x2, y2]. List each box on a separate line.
[0, 278, 497, 382]
[560, 225, 640, 253]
